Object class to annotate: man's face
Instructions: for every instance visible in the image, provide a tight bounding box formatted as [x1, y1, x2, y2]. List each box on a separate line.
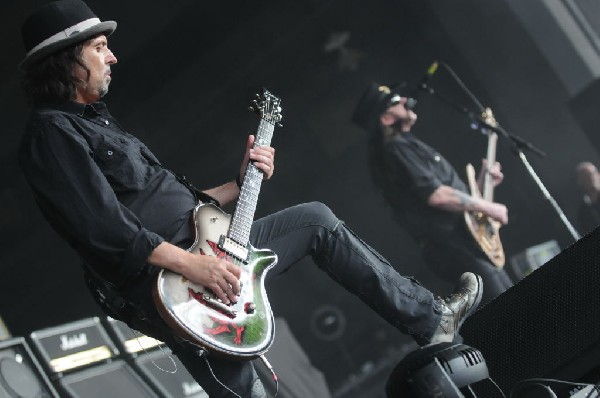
[578, 163, 600, 195]
[382, 98, 418, 132]
[73, 35, 117, 104]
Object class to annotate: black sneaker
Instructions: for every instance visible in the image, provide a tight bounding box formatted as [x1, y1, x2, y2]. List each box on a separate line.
[428, 272, 483, 345]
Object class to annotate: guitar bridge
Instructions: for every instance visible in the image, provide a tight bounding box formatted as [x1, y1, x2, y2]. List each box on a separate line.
[219, 236, 248, 262]
[201, 292, 237, 318]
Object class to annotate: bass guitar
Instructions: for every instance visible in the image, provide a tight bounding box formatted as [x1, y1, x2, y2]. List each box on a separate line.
[464, 107, 505, 268]
[153, 88, 283, 359]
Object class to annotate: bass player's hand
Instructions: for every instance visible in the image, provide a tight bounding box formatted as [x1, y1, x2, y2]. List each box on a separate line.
[483, 201, 509, 225]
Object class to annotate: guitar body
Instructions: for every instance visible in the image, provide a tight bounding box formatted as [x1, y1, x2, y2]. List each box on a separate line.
[464, 163, 505, 268]
[153, 203, 277, 360]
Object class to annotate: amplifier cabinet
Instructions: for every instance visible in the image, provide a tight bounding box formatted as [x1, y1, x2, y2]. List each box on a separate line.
[29, 317, 119, 376]
[134, 349, 208, 398]
[103, 316, 163, 356]
[0, 337, 59, 397]
[58, 359, 159, 397]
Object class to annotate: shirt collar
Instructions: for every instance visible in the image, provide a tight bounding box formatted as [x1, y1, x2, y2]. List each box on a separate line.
[37, 101, 108, 117]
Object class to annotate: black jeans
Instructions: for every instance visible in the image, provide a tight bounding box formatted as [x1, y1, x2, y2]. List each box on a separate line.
[111, 202, 442, 397]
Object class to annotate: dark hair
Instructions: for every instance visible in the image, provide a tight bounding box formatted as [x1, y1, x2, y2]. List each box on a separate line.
[21, 41, 89, 104]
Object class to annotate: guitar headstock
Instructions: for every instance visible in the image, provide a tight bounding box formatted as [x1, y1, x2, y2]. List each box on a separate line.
[249, 88, 283, 126]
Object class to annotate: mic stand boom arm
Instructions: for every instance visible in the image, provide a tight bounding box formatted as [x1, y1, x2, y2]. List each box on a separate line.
[421, 84, 581, 242]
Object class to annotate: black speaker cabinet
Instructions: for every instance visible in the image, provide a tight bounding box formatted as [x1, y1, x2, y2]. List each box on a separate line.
[134, 349, 208, 398]
[461, 226, 600, 397]
[104, 317, 208, 397]
[0, 337, 59, 397]
[58, 359, 159, 398]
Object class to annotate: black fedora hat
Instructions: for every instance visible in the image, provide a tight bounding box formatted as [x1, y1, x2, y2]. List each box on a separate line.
[352, 82, 409, 132]
[20, 0, 116, 70]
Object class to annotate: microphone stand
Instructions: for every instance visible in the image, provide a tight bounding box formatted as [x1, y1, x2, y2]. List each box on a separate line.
[421, 83, 581, 242]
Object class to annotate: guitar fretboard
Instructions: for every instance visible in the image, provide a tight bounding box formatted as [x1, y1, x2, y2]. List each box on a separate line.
[228, 118, 275, 246]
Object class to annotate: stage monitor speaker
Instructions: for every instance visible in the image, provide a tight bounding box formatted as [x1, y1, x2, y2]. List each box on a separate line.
[508, 240, 560, 282]
[253, 318, 331, 398]
[461, 226, 600, 397]
[58, 359, 159, 398]
[134, 349, 208, 398]
[0, 337, 59, 397]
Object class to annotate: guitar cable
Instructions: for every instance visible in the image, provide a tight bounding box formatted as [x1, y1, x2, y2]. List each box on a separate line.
[127, 324, 178, 374]
[201, 354, 280, 398]
[259, 354, 280, 397]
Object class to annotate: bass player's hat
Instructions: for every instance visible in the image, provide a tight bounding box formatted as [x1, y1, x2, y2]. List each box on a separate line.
[352, 81, 409, 132]
[19, 0, 117, 71]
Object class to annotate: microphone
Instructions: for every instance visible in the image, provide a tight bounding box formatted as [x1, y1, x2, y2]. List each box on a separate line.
[405, 61, 439, 111]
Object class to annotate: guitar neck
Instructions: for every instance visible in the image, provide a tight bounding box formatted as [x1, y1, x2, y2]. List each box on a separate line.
[483, 132, 498, 202]
[228, 119, 275, 247]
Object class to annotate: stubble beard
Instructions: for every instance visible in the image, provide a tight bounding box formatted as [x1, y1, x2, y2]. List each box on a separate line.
[98, 77, 111, 98]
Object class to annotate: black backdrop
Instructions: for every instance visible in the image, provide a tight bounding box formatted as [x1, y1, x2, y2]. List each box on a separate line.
[1, 0, 599, 394]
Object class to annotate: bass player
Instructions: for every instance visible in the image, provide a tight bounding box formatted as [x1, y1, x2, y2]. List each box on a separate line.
[353, 81, 513, 306]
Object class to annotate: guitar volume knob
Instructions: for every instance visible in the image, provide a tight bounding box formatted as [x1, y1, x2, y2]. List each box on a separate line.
[244, 302, 256, 314]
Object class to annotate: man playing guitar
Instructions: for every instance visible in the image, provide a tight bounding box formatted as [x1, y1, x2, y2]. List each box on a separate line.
[354, 82, 513, 306]
[19, 2, 483, 396]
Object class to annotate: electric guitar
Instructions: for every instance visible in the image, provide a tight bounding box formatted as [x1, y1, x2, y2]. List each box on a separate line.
[464, 107, 505, 268]
[153, 89, 283, 359]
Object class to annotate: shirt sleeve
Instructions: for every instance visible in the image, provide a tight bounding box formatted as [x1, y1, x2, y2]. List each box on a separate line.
[19, 115, 164, 283]
[387, 140, 442, 203]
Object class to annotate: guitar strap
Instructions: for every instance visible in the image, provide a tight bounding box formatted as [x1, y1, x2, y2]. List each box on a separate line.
[84, 270, 141, 321]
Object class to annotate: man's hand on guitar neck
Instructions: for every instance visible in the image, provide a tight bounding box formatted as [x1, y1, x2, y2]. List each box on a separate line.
[477, 159, 504, 191]
[428, 185, 509, 225]
[201, 135, 276, 207]
[148, 242, 242, 304]
[239, 134, 276, 182]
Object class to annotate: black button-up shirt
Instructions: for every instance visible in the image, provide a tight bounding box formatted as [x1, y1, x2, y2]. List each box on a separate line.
[19, 101, 197, 286]
[378, 131, 468, 243]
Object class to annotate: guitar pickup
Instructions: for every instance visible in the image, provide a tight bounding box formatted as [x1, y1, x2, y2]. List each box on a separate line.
[219, 236, 249, 263]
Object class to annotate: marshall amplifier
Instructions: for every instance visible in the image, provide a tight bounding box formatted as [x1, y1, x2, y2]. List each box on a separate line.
[103, 317, 163, 356]
[59, 359, 159, 398]
[0, 337, 59, 397]
[134, 349, 208, 398]
[29, 317, 119, 377]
